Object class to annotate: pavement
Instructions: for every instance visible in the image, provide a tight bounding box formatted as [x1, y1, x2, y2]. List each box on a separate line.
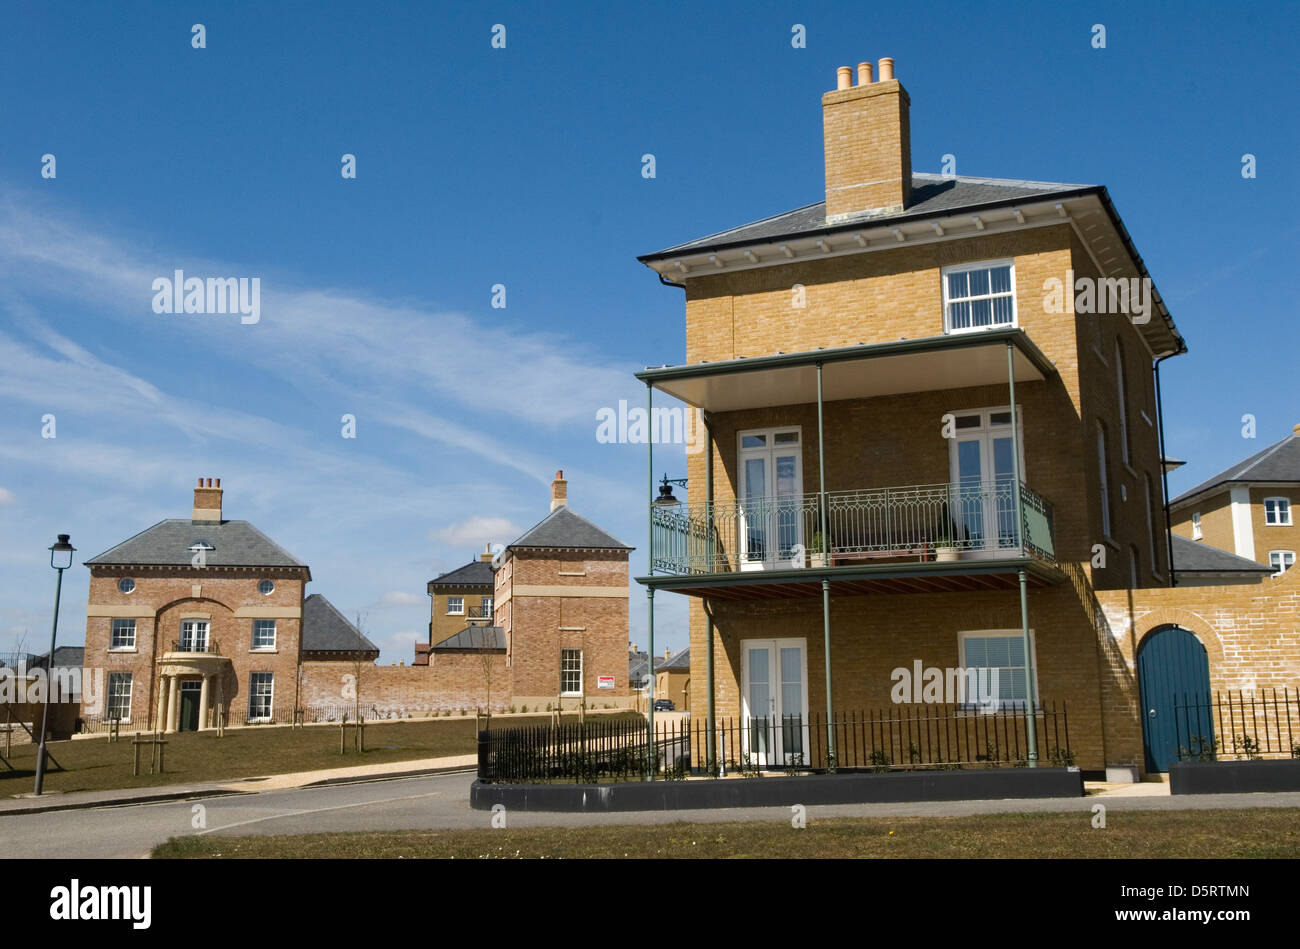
[0, 753, 478, 817]
[5, 757, 1300, 859]
[2, 769, 1300, 859]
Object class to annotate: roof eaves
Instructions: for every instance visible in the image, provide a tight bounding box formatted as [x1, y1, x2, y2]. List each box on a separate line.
[637, 183, 1103, 263]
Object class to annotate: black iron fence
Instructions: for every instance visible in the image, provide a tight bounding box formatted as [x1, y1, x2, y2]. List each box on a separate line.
[1174, 689, 1300, 761]
[477, 703, 1072, 783]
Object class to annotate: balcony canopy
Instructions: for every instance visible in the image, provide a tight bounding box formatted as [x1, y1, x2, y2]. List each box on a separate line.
[636, 327, 1056, 413]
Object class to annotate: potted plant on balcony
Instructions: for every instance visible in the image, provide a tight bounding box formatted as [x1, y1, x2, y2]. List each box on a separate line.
[807, 531, 827, 568]
[934, 503, 963, 563]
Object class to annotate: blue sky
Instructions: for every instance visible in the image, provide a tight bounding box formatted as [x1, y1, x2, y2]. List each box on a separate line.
[1, 1, 1296, 662]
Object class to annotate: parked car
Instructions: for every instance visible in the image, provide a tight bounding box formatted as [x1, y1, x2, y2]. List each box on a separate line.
[654, 699, 675, 711]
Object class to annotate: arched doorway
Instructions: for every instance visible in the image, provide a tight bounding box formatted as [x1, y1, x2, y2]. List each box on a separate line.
[1137, 625, 1213, 772]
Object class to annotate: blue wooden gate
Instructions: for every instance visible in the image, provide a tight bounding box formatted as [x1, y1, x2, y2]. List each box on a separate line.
[1137, 625, 1213, 772]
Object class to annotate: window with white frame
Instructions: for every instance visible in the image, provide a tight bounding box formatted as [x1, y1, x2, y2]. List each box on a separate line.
[481, 596, 493, 618]
[1097, 423, 1112, 538]
[248, 672, 274, 721]
[447, 596, 464, 615]
[1269, 550, 1295, 575]
[110, 618, 136, 650]
[1192, 512, 1203, 540]
[943, 261, 1016, 333]
[560, 648, 583, 696]
[106, 672, 132, 722]
[959, 631, 1037, 710]
[1264, 497, 1292, 526]
[252, 619, 276, 651]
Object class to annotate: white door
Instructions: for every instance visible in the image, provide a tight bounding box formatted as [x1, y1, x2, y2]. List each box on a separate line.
[948, 408, 1023, 556]
[738, 428, 803, 570]
[741, 639, 810, 767]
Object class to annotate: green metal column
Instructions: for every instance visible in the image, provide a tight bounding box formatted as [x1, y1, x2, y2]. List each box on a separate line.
[1006, 342, 1038, 766]
[817, 362, 835, 770]
[646, 382, 656, 779]
[704, 414, 716, 774]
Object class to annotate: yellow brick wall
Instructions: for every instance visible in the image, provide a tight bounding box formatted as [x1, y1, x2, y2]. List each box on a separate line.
[1170, 489, 1234, 551]
[1094, 566, 1300, 771]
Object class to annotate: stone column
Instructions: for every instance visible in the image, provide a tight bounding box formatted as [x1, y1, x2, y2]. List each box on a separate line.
[198, 674, 211, 730]
[166, 675, 180, 733]
[155, 676, 169, 732]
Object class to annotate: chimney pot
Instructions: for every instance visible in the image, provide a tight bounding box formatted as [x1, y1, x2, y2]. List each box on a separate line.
[823, 56, 911, 221]
[192, 477, 224, 523]
[836, 66, 852, 90]
[550, 470, 568, 512]
[1293, 422, 1300, 436]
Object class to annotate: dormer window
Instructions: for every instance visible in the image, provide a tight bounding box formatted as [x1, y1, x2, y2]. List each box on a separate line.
[943, 261, 1016, 334]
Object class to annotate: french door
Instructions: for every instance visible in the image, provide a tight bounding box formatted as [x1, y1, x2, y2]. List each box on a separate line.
[180, 620, 209, 652]
[738, 428, 803, 570]
[741, 639, 810, 767]
[948, 408, 1024, 556]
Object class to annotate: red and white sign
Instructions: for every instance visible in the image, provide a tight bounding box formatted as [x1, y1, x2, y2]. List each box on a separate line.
[597, 676, 615, 690]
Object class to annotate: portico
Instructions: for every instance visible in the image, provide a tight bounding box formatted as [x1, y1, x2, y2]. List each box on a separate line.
[154, 656, 228, 733]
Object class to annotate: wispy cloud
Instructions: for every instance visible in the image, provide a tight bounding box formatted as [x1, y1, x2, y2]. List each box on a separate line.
[431, 516, 523, 549]
[0, 188, 644, 662]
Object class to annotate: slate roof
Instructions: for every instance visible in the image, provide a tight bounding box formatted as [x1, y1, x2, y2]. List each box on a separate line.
[1171, 431, 1300, 506]
[659, 647, 691, 671]
[432, 626, 506, 651]
[429, 559, 494, 588]
[85, 519, 307, 569]
[639, 174, 1097, 260]
[628, 656, 650, 688]
[1169, 535, 1273, 577]
[508, 506, 632, 551]
[13, 646, 85, 670]
[301, 594, 380, 655]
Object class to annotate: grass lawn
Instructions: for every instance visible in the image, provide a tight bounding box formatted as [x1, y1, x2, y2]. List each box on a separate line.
[0, 712, 639, 795]
[152, 808, 1300, 859]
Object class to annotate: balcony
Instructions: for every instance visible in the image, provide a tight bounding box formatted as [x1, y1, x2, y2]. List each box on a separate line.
[170, 638, 220, 655]
[158, 637, 228, 676]
[648, 479, 1059, 599]
[467, 605, 494, 621]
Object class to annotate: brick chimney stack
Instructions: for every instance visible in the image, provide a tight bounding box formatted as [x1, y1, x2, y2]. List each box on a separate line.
[550, 469, 568, 512]
[823, 57, 911, 223]
[479, 543, 494, 563]
[192, 477, 223, 523]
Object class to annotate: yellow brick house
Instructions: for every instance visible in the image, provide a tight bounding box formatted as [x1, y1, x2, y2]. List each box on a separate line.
[633, 58, 1199, 776]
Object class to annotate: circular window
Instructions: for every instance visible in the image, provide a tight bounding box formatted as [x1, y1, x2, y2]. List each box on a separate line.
[258, 579, 275, 596]
[118, 578, 135, 594]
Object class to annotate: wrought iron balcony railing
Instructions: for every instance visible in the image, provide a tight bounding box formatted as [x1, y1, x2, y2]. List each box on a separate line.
[171, 638, 220, 655]
[650, 479, 1055, 576]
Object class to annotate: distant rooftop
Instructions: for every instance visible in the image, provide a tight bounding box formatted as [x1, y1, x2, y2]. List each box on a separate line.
[1171, 428, 1300, 506]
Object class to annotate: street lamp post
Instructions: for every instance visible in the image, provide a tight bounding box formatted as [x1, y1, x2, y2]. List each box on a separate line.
[34, 533, 74, 796]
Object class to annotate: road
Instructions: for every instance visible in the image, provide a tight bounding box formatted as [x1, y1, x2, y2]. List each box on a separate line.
[4, 772, 1300, 859]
